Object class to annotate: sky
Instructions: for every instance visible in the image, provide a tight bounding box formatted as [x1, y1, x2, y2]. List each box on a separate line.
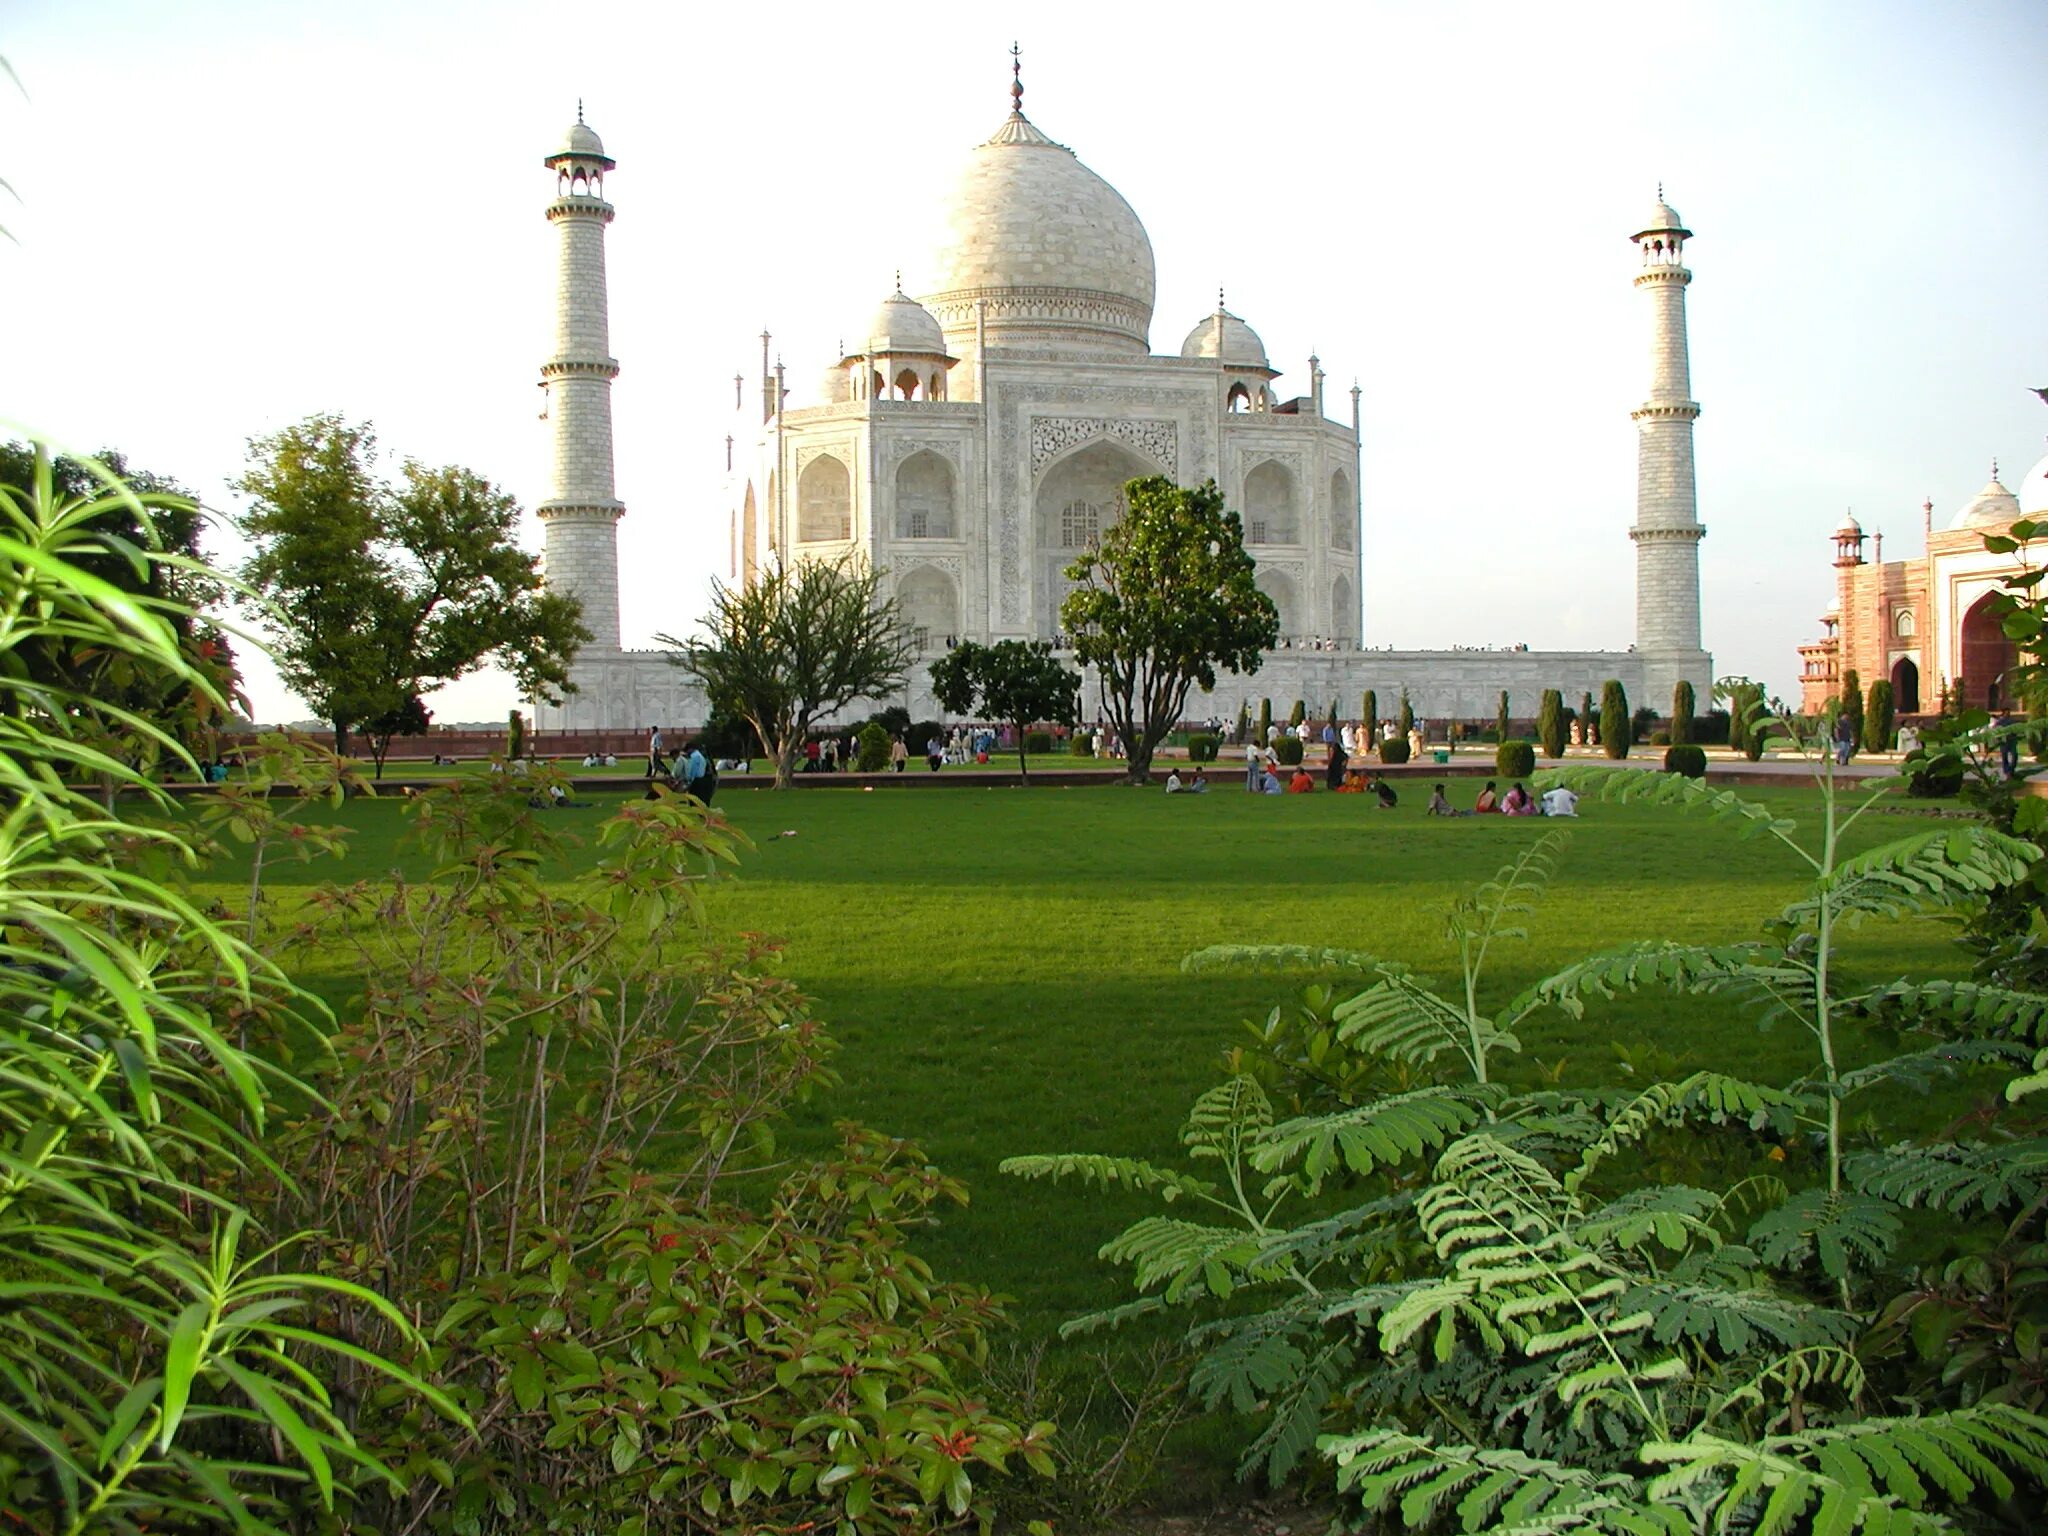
[3, 0, 2044, 723]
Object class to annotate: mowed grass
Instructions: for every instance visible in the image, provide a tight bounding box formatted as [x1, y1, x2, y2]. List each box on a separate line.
[196, 780, 1969, 1337]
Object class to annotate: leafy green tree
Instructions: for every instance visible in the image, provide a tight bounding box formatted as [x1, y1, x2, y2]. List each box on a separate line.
[1362, 689, 1378, 737]
[507, 706, 525, 762]
[1578, 689, 1595, 747]
[1537, 687, 1567, 759]
[1397, 689, 1415, 741]
[1494, 689, 1510, 743]
[929, 639, 1080, 779]
[1671, 678, 1696, 744]
[1288, 698, 1306, 729]
[1841, 666, 1864, 746]
[1865, 677, 1895, 752]
[664, 554, 912, 789]
[1601, 678, 1630, 759]
[1059, 477, 1277, 783]
[1258, 698, 1273, 743]
[237, 415, 587, 756]
[363, 693, 431, 778]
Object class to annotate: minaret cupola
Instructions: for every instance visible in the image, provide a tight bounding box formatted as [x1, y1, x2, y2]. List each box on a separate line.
[544, 102, 615, 198]
[1179, 289, 1277, 412]
[1833, 513, 1867, 567]
[841, 277, 956, 402]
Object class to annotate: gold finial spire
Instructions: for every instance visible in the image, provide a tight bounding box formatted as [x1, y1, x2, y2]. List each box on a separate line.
[577, 98, 584, 124]
[1010, 41, 1024, 115]
[894, 268, 903, 293]
[1218, 285, 1226, 311]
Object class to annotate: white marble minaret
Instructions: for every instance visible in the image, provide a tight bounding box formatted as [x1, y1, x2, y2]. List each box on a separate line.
[537, 106, 623, 652]
[1629, 190, 1712, 704]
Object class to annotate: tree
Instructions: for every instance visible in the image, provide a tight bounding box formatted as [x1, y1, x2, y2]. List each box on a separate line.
[1865, 676, 1895, 752]
[664, 554, 912, 789]
[1579, 689, 1595, 746]
[1537, 688, 1566, 759]
[1059, 477, 1277, 783]
[1258, 698, 1273, 743]
[1288, 698, 1306, 728]
[1494, 690, 1510, 744]
[236, 415, 587, 756]
[929, 640, 1080, 779]
[1841, 667, 1865, 746]
[1601, 678, 1631, 759]
[363, 694, 431, 778]
[1362, 689, 1377, 737]
[1671, 678, 1696, 744]
[1397, 689, 1415, 741]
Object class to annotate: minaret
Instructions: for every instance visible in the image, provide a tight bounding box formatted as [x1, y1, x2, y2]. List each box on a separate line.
[537, 106, 623, 651]
[1628, 188, 1711, 702]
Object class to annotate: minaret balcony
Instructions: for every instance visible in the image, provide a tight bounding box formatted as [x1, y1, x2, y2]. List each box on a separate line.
[546, 196, 615, 224]
[1629, 524, 1706, 542]
[541, 358, 621, 381]
[1630, 401, 1701, 422]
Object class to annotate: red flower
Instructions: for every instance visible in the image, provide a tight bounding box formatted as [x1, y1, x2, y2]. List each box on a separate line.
[934, 1431, 977, 1461]
[653, 1232, 679, 1252]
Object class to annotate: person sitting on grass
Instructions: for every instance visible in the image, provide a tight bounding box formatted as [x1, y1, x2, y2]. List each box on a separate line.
[1189, 768, 1209, 793]
[1474, 780, 1500, 814]
[1369, 772, 1398, 809]
[1337, 767, 1368, 794]
[1501, 782, 1530, 815]
[1260, 768, 1285, 795]
[1288, 767, 1315, 794]
[1427, 783, 1461, 816]
[1540, 784, 1579, 817]
[1165, 769, 1185, 793]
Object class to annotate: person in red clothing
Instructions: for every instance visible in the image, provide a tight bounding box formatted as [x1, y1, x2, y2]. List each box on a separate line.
[1287, 767, 1315, 794]
[1474, 779, 1500, 813]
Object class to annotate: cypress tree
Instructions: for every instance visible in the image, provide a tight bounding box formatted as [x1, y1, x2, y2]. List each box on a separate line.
[1496, 690, 1511, 743]
[1258, 697, 1273, 743]
[1235, 700, 1251, 742]
[1601, 679, 1630, 760]
[508, 708, 525, 761]
[1398, 689, 1415, 741]
[1841, 669, 1864, 746]
[1740, 683, 1769, 761]
[1865, 678, 1894, 752]
[1728, 686, 1748, 755]
[1362, 689, 1378, 738]
[1671, 679, 1695, 744]
[1538, 688, 1566, 758]
[1288, 698, 1306, 728]
[1579, 690, 1595, 746]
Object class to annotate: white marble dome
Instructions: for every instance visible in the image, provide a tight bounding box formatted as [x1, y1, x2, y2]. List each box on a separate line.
[548, 118, 610, 164]
[2019, 451, 2048, 518]
[814, 360, 852, 405]
[1949, 470, 2022, 530]
[921, 110, 1156, 354]
[1180, 306, 1269, 370]
[864, 289, 947, 355]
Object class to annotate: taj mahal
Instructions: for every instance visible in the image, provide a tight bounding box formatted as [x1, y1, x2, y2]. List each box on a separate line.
[529, 59, 1712, 732]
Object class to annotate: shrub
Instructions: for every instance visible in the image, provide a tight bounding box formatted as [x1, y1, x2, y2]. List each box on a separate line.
[1495, 739, 1535, 778]
[1671, 679, 1695, 743]
[508, 707, 525, 760]
[1866, 677, 1895, 752]
[1377, 736, 1411, 765]
[1905, 742, 1965, 797]
[1841, 667, 1864, 746]
[1257, 697, 1273, 743]
[866, 704, 911, 741]
[1273, 735, 1305, 766]
[1397, 689, 1415, 740]
[1022, 729, 1054, 756]
[1288, 699, 1306, 728]
[1601, 679, 1630, 759]
[1537, 688, 1566, 758]
[1187, 733, 1220, 762]
[1664, 743, 1707, 777]
[855, 720, 891, 771]
[1650, 729, 1671, 746]
[1362, 689, 1378, 736]
[1695, 709, 1731, 745]
[1578, 690, 1594, 743]
[1069, 731, 1095, 757]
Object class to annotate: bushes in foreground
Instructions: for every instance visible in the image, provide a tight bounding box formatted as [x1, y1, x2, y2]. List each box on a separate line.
[1495, 738, 1535, 778]
[1664, 742, 1707, 777]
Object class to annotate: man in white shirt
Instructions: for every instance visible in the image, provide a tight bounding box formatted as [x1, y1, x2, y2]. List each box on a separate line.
[1541, 786, 1579, 817]
[1165, 770, 1184, 793]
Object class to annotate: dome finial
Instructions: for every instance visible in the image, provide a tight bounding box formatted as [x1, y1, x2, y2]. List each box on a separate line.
[1993, 457, 2001, 479]
[1010, 41, 1024, 115]
[1218, 285, 1226, 311]
[1657, 180, 1663, 200]
[894, 268, 903, 294]
[577, 98, 584, 124]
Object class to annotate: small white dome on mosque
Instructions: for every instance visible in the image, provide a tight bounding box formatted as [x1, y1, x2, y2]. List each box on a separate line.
[2018, 452, 2048, 518]
[1949, 467, 2022, 530]
[545, 109, 614, 168]
[1632, 189, 1691, 242]
[814, 360, 852, 405]
[863, 287, 948, 356]
[1179, 303, 1270, 370]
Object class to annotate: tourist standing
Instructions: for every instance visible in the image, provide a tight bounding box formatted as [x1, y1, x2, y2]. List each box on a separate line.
[1834, 712, 1855, 768]
[647, 725, 666, 778]
[1244, 739, 1264, 792]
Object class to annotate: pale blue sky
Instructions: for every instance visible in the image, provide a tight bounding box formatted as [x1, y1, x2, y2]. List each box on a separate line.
[3, 0, 2043, 721]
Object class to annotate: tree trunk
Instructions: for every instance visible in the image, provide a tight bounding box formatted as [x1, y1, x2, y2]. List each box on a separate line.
[332, 719, 351, 757]
[774, 738, 798, 790]
[1013, 719, 1029, 781]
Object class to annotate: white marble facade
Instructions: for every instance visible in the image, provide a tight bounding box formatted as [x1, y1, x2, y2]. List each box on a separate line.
[532, 70, 1703, 734]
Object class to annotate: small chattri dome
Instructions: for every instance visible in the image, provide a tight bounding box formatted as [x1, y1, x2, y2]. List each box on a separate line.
[1632, 190, 1691, 243]
[1180, 303, 1270, 371]
[545, 112, 614, 169]
[1835, 512, 1863, 538]
[2018, 452, 2048, 519]
[1949, 468, 2022, 530]
[863, 287, 947, 356]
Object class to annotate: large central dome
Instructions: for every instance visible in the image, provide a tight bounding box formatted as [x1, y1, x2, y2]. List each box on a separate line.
[920, 105, 1156, 357]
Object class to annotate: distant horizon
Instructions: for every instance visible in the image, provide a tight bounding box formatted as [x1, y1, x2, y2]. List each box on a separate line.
[3, 0, 2043, 722]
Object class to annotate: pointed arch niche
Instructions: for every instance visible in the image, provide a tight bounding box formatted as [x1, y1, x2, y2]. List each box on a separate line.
[895, 451, 956, 540]
[798, 455, 851, 544]
[1258, 567, 1300, 638]
[898, 566, 960, 651]
[1035, 438, 1158, 636]
[1244, 460, 1298, 545]
[1329, 468, 1354, 550]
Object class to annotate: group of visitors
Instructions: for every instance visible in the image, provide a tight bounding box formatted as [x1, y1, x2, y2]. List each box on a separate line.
[1163, 768, 1210, 793]
[579, 751, 621, 767]
[644, 727, 718, 804]
[1426, 779, 1578, 818]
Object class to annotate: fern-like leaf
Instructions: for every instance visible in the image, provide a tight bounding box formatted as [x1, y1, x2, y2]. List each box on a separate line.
[1618, 1278, 1856, 1356]
[1252, 1088, 1484, 1191]
[1573, 1185, 1724, 1255]
[1097, 1215, 1268, 1301]
[1182, 1073, 1272, 1163]
[1521, 943, 1806, 1024]
[1748, 1189, 1902, 1281]
[1844, 977, 2048, 1044]
[1569, 1072, 1800, 1193]
[1324, 1430, 1685, 1534]
[1335, 975, 1518, 1071]
[1782, 826, 2040, 929]
[1824, 1037, 2029, 1096]
[1845, 1139, 2048, 1215]
[997, 1152, 1222, 1203]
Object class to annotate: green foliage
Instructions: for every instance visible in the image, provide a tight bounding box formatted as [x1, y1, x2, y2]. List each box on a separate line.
[1363, 690, 1378, 735]
[1664, 744, 1707, 778]
[1258, 697, 1273, 744]
[1601, 679, 1631, 760]
[1496, 690, 1511, 744]
[1842, 667, 1865, 742]
[1288, 698, 1305, 728]
[857, 719, 891, 771]
[1496, 739, 1536, 778]
[1539, 688, 1567, 759]
[1398, 689, 1416, 740]
[237, 415, 586, 754]
[1865, 677, 1895, 752]
[505, 704, 524, 761]
[1023, 728, 1055, 755]
[1378, 736, 1411, 765]
[1671, 678, 1696, 744]
[1273, 736, 1305, 767]
[0, 441, 459, 1532]
[1187, 732, 1220, 762]
[662, 553, 913, 788]
[929, 638, 1080, 778]
[1017, 729, 2048, 1523]
[1060, 477, 1278, 782]
[1580, 690, 1596, 748]
[1070, 731, 1095, 757]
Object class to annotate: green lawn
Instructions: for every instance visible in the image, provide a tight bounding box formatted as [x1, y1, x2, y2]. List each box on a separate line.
[199, 778, 1969, 1341]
